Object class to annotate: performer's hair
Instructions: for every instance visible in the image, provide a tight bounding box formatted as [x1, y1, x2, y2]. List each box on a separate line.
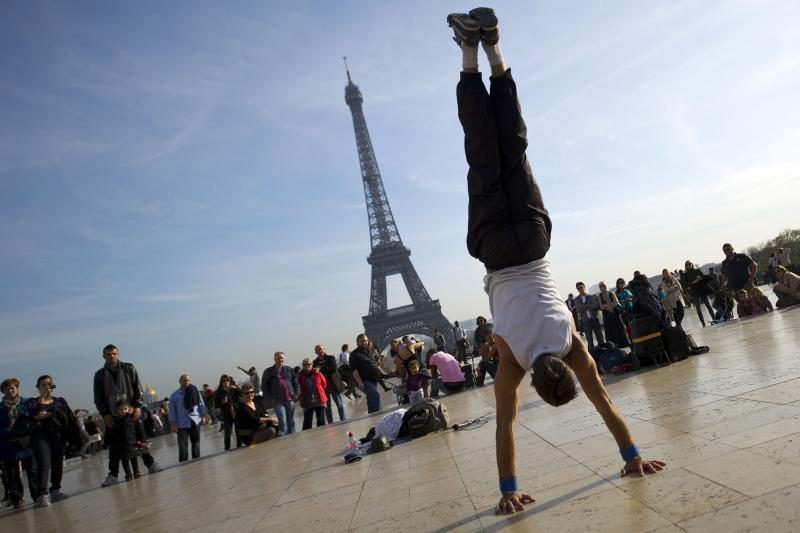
[531, 355, 578, 406]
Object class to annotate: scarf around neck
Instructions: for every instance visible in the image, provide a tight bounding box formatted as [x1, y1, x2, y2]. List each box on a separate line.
[2, 396, 20, 425]
[183, 384, 201, 412]
[104, 362, 132, 411]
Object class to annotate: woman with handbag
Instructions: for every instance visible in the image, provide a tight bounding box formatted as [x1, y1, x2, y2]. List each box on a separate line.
[598, 282, 630, 348]
[24, 375, 77, 507]
[298, 358, 327, 430]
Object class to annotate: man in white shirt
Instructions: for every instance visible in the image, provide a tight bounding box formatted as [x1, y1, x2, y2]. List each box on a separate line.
[453, 321, 468, 362]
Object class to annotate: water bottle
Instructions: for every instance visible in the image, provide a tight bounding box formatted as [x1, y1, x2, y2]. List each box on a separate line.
[347, 431, 358, 450]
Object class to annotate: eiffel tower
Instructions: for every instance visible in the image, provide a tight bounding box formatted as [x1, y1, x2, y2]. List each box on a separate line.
[343, 59, 453, 351]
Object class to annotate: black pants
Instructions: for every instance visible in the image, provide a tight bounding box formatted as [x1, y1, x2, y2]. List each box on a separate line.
[1, 456, 38, 504]
[443, 381, 466, 393]
[108, 443, 140, 477]
[302, 406, 326, 430]
[673, 302, 685, 328]
[222, 415, 239, 451]
[177, 422, 200, 462]
[31, 430, 63, 495]
[458, 70, 552, 271]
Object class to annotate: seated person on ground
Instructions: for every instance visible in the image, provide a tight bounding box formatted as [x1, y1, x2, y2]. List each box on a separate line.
[749, 287, 773, 314]
[428, 350, 465, 393]
[773, 265, 800, 308]
[735, 289, 753, 318]
[476, 330, 499, 386]
[235, 384, 279, 445]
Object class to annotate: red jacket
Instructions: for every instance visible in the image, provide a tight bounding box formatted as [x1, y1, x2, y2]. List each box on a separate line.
[298, 370, 327, 408]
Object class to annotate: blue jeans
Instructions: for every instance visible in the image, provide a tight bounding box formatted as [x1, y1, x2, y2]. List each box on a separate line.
[273, 400, 296, 434]
[580, 317, 604, 349]
[478, 359, 497, 378]
[363, 380, 382, 413]
[324, 389, 346, 423]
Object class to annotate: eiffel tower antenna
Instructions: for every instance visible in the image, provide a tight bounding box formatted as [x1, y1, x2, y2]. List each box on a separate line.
[342, 63, 453, 351]
[343, 56, 352, 83]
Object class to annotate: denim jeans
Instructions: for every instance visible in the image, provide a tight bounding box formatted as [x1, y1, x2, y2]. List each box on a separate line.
[478, 359, 498, 379]
[363, 380, 382, 413]
[176, 422, 200, 462]
[324, 389, 346, 423]
[31, 430, 64, 495]
[580, 317, 605, 349]
[273, 400, 296, 434]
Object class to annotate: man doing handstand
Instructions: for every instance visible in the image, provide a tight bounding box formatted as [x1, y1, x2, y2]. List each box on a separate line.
[447, 7, 666, 515]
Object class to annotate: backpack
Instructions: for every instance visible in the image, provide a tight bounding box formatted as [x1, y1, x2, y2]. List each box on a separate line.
[598, 348, 626, 374]
[401, 399, 450, 439]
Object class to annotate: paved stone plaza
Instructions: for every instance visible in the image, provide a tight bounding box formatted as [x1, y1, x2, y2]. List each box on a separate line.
[4, 306, 800, 532]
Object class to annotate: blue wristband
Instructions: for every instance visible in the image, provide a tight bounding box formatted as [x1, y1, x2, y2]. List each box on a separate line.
[499, 477, 519, 493]
[620, 443, 640, 462]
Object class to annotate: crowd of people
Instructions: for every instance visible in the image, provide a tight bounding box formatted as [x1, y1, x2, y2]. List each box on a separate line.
[564, 244, 800, 349]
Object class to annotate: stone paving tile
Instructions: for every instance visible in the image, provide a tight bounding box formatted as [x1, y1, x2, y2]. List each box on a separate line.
[717, 418, 800, 448]
[678, 484, 800, 533]
[737, 378, 800, 404]
[684, 449, 800, 497]
[749, 432, 800, 465]
[618, 467, 749, 522]
[477, 486, 671, 532]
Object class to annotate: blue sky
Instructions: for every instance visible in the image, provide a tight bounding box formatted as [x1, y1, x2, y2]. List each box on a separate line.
[2, 1, 799, 408]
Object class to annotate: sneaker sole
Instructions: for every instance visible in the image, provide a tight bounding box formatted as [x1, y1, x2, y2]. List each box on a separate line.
[446, 14, 480, 46]
[468, 8, 498, 30]
[468, 7, 499, 44]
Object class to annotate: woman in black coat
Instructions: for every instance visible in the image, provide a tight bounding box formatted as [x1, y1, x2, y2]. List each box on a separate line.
[235, 384, 279, 445]
[684, 261, 715, 327]
[213, 375, 240, 451]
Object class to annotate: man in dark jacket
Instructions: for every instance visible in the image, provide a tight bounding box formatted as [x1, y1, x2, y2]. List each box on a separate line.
[93, 344, 162, 474]
[349, 334, 387, 414]
[312, 345, 346, 423]
[262, 352, 299, 434]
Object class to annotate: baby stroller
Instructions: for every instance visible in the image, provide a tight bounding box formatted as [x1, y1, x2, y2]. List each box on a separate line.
[384, 377, 408, 406]
[711, 289, 735, 323]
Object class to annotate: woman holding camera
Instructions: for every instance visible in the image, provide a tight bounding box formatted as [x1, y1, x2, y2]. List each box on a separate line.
[24, 375, 78, 507]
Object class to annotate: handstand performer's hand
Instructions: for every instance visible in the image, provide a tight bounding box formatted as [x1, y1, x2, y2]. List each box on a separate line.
[621, 457, 666, 477]
[495, 492, 535, 514]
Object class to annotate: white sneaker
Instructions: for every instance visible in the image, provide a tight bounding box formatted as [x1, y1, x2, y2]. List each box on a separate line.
[36, 494, 51, 507]
[101, 475, 118, 488]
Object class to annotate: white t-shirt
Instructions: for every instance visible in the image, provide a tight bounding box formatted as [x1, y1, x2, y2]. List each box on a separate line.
[374, 409, 407, 440]
[339, 351, 350, 365]
[484, 255, 573, 370]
